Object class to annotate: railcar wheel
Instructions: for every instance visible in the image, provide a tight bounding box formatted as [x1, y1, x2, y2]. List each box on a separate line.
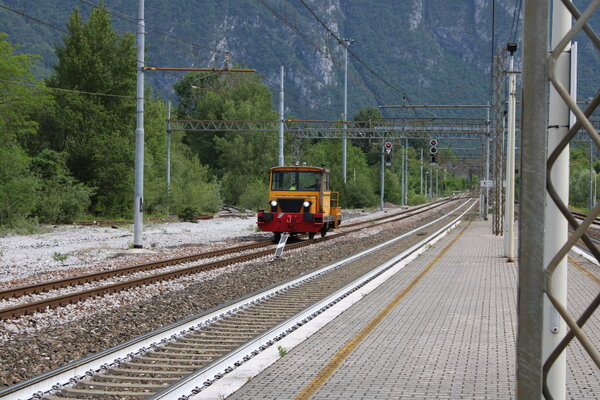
[320, 226, 328, 238]
[273, 232, 281, 243]
[308, 232, 315, 240]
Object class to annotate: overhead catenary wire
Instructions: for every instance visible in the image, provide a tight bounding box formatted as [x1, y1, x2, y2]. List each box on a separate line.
[0, 3, 67, 33]
[295, 0, 424, 123]
[77, 0, 226, 55]
[255, 0, 335, 64]
[489, 0, 497, 105]
[6, 0, 231, 69]
[0, 78, 135, 99]
[76, 0, 227, 67]
[0, 4, 136, 99]
[297, 0, 409, 100]
[508, 0, 523, 44]
[0, 1, 207, 66]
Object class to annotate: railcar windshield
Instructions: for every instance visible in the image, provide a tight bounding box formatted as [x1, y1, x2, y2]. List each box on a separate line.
[271, 170, 325, 191]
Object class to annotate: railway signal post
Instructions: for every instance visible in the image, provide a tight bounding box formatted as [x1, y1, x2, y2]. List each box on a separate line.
[380, 141, 392, 210]
[429, 138, 438, 164]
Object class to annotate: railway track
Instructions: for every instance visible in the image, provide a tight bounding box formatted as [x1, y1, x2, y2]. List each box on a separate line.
[0, 199, 477, 400]
[0, 198, 459, 320]
[570, 209, 600, 226]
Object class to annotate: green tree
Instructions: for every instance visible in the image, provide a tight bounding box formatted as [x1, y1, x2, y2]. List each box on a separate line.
[0, 145, 39, 227]
[352, 107, 385, 161]
[0, 34, 49, 227]
[353, 107, 383, 122]
[38, 5, 137, 216]
[175, 70, 278, 206]
[303, 140, 378, 208]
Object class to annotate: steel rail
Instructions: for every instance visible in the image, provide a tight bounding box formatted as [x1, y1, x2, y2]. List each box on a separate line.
[0, 241, 273, 299]
[151, 200, 478, 400]
[569, 210, 600, 226]
[0, 199, 459, 320]
[0, 199, 447, 301]
[0, 199, 476, 400]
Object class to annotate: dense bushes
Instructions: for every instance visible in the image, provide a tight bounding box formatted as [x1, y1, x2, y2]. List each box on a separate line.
[31, 150, 93, 223]
[0, 145, 39, 226]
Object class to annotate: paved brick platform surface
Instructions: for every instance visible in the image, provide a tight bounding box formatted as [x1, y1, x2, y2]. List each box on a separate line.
[225, 220, 599, 400]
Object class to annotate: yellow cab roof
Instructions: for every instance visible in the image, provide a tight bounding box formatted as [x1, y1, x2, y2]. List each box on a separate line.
[270, 166, 329, 173]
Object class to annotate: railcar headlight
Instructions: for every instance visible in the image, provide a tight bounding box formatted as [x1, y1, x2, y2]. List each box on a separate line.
[303, 201, 311, 208]
[270, 200, 278, 207]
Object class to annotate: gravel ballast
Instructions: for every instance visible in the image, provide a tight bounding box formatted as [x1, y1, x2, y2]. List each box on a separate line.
[0, 204, 460, 388]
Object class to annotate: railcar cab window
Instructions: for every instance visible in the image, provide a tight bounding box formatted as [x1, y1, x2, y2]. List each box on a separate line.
[272, 171, 327, 191]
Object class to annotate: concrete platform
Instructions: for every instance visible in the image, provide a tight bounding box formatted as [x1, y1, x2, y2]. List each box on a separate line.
[201, 220, 600, 399]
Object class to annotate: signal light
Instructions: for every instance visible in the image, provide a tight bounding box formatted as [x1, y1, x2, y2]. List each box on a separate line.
[429, 138, 438, 155]
[384, 142, 392, 153]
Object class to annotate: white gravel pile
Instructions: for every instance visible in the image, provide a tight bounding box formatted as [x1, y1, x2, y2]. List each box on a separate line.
[0, 208, 386, 287]
[0, 207, 392, 342]
[0, 216, 266, 286]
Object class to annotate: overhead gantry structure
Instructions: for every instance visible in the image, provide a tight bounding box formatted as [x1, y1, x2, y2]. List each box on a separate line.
[167, 118, 491, 177]
[168, 118, 488, 140]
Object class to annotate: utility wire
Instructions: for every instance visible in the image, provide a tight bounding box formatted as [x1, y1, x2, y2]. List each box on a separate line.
[0, 3, 135, 99]
[76, 0, 223, 67]
[298, 0, 408, 100]
[77, 0, 225, 55]
[297, 0, 420, 121]
[255, 0, 335, 63]
[1, 1, 220, 68]
[0, 3, 67, 33]
[508, 0, 523, 44]
[489, 0, 497, 105]
[0, 2, 134, 60]
[256, 0, 396, 116]
[0, 78, 135, 98]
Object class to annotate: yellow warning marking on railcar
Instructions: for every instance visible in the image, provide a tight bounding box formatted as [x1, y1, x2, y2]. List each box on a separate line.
[568, 256, 600, 285]
[293, 221, 473, 400]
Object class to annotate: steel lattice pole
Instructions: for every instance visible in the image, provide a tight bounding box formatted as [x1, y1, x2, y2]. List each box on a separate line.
[493, 50, 506, 236]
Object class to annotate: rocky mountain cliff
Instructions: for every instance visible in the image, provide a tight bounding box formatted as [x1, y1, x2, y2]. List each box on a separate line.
[1, 0, 598, 119]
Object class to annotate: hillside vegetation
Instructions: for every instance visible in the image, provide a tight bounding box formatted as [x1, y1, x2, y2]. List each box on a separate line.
[0, 2, 598, 231]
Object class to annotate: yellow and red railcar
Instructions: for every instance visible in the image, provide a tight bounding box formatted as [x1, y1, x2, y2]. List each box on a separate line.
[257, 166, 342, 240]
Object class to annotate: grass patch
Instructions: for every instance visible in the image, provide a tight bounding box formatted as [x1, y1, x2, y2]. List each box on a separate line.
[278, 345, 288, 357]
[0, 218, 51, 237]
[52, 252, 69, 262]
